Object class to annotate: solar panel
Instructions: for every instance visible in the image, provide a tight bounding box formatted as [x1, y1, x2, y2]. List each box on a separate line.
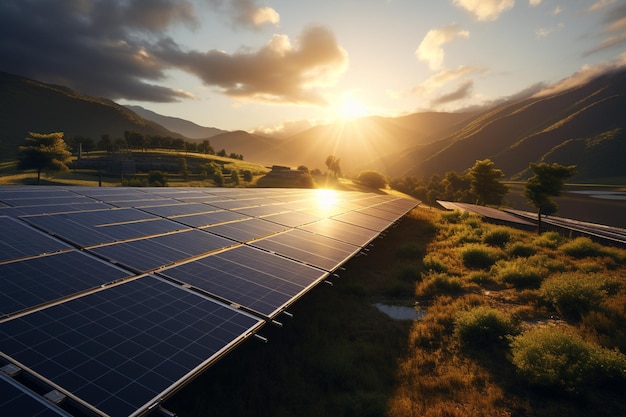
[205, 217, 287, 242]
[0, 217, 70, 262]
[299, 218, 381, 246]
[160, 245, 328, 318]
[0, 186, 418, 416]
[0, 250, 132, 316]
[249, 229, 360, 271]
[0, 276, 263, 417]
[89, 229, 236, 273]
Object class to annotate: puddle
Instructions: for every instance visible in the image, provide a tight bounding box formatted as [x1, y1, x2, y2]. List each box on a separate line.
[374, 303, 425, 320]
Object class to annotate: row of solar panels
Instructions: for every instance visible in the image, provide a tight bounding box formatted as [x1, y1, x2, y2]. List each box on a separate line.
[0, 186, 418, 417]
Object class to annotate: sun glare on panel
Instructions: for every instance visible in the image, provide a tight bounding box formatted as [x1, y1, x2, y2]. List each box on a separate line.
[315, 188, 339, 210]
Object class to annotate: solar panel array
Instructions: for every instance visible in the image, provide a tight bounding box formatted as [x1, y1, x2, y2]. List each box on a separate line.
[0, 186, 417, 417]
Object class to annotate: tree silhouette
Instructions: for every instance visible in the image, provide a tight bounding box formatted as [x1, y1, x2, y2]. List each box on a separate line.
[17, 132, 72, 184]
[468, 159, 508, 205]
[325, 155, 342, 178]
[524, 162, 576, 232]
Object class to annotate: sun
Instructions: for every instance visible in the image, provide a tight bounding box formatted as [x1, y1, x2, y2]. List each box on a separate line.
[336, 96, 369, 121]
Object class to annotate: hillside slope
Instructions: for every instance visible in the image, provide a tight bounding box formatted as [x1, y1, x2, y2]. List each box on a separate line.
[126, 105, 226, 140]
[0, 72, 183, 160]
[399, 68, 626, 181]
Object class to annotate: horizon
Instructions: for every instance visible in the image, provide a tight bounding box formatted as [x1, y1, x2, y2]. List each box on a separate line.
[1, 0, 626, 135]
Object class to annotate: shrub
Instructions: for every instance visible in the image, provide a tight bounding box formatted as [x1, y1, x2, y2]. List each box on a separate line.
[494, 260, 545, 289]
[483, 227, 511, 247]
[417, 272, 463, 297]
[467, 271, 495, 285]
[440, 210, 468, 224]
[533, 231, 563, 248]
[355, 170, 387, 189]
[560, 237, 604, 258]
[147, 170, 167, 186]
[510, 326, 626, 392]
[461, 244, 501, 269]
[539, 272, 608, 319]
[455, 306, 518, 349]
[422, 254, 448, 273]
[508, 242, 537, 258]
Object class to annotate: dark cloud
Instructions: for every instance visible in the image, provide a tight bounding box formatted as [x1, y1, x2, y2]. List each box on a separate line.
[0, 0, 344, 105]
[583, 2, 626, 56]
[155, 26, 348, 104]
[431, 80, 473, 106]
[0, 0, 197, 101]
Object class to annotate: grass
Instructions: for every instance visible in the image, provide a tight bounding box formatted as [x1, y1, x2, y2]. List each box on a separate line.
[164, 206, 626, 417]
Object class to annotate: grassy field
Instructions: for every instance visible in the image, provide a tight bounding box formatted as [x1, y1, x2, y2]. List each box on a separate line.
[164, 207, 626, 417]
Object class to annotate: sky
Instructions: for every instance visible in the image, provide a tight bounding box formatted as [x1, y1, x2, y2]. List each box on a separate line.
[1, 0, 626, 136]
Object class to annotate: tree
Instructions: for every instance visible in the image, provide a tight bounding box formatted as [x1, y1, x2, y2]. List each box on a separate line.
[325, 155, 342, 178]
[524, 162, 576, 232]
[468, 159, 509, 205]
[17, 132, 72, 184]
[356, 170, 387, 189]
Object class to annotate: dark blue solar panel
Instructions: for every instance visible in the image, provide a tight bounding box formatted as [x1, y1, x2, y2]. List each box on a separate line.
[139, 203, 215, 217]
[333, 211, 396, 232]
[0, 217, 70, 262]
[23, 209, 186, 247]
[0, 202, 114, 217]
[205, 218, 286, 242]
[0, 276, 263, 417]
[174, 210, 250, 228]
[160, 246, 327, 317]
[0, 250, 131, 316]
[299, 218, 380, 246]
[0, 376, 70, 417]
[250, 229, 360, 271]
[90, 230, 236, 272]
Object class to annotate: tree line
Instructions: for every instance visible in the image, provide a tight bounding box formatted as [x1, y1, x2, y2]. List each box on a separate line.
[68, 130, 243, 160]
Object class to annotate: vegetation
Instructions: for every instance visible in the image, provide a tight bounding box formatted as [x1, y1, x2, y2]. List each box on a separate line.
[524, 162, 576, 231]
[165, 207, 626, 417]
[16, 132, 72, 184]
[355, 170, 388, 189]
[468, 159, 509, 205]
[325, 154, 342, 178]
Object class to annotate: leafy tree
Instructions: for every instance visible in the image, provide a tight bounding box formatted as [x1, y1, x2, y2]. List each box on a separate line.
[213, 169, 224, 186]
[242, 170, 253, 182]
[524, 162, 576, 232]
[231, 170, 240, 185]
[217, 149, 227, 157]
[198, 139, 214, 155]
[17, 132, 72, 184]
[325, 155, 342, 178]
[178, 157, 190, 181]
[297, 165, 309, 174]
[147, 170, 167, 186]
[356, 170, 387, 189]
[468, 159, 508, 205]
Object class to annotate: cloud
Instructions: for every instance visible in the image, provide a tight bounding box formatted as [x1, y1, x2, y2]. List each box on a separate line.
[0, 0, 198, 102]
[208, 0, 280, 29]
[588, 0, 616, 13]
[156, 26, 349, 105]
[535, 23, 564, 39]
[452, 0, 515, 21]
[533, 54, 626, 97]
[0, 0, 343, 106]
[529, 0, 542, 6]
[416, 24, 469, 71]
[431, 80, 474, 106]
[583, 3, 626, 56]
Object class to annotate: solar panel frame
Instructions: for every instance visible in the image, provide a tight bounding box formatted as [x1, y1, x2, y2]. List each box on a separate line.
[0, 375, 72, 417]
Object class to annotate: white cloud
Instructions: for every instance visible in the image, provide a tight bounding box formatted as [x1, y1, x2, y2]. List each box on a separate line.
[535, 23, 564, 39]
[452, 0, 515, 21]
[552, 6, 564, 15]
[529, 0, 542, 6]
[252, 7, 280, 26]
[588, 0, 616, 13]
[416, 23, 469, 71]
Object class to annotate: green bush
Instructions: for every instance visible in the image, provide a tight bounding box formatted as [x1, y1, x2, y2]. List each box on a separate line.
[508, 242, 537, 258]
[440, 210, 468, 224]
[417, 272, 463, 297]
[461, 244, 501, 269]
[147, 170, 167, 186]
[533, 231, 563, 248]
[510, 326, 626, 392]
[455, 306, 518, 349]
[560, 237, 604, 258]
[494, 260, 545, 289]
[355, 170, 387, 189]
[422, 254, 448, 273]
[539, 272, 608, 319]
[483, 227, 511, 247]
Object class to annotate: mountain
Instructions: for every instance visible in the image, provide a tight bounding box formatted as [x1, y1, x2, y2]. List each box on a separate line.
[126, 105, 226, 140]
[394, 68, 626, 182]
[0, 71, 184, 160]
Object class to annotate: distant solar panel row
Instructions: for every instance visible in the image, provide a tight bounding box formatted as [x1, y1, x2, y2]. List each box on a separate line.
[0, 186, 418, 417]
